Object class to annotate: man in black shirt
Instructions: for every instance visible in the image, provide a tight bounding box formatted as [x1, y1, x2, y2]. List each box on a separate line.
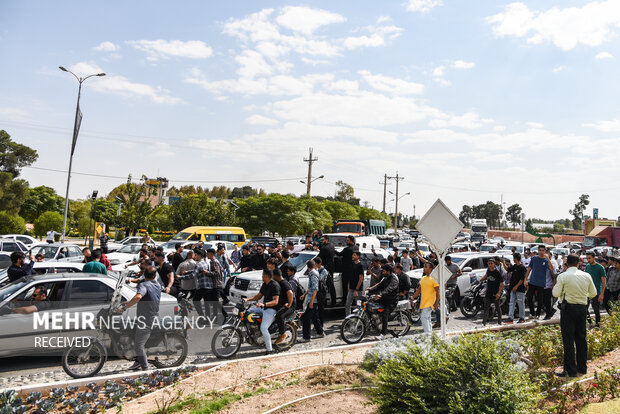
[279, 250, 296, 276]
[154, 252, 179, 297]
[367, 264, 399, 335]
[345, 251, 364, 315]
[169, 243, 185, 271]
[236, 245, 253, 272]
[318, 235, 337, 306]
[250, 244, 269, 271]
[273, 269, 294, 345]
[394, 264, 412, 299]
[7, 251, 35, 283]
[338, 235, 357, 307]
[480, 259, 504, 325]
[506, 253, 527, 324]
[12, 286, 52, 313]
[243, 269, 280, 354]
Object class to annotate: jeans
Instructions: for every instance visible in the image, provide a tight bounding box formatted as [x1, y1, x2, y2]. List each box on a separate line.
[345, 289, 359, 316]
[560, 303, 588, 375]
[544, 288, 554, 316]
[248, 306, 277, 352]
[134, 320, 154, 370]
[275, 306, 294, 335]
[527, 284, 545, 317]
[302, 304, 323, 339]
[587, 297, 601, 325]
[421, 307, 433, 334]
[483, 297, 502, 325]
[508, 291, 526, 321]
[433, 300, 449, 323]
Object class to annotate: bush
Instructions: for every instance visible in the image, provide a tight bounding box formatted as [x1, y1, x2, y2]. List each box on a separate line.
[33, 211, 64, 238]
[0, 212, 25, 234]
[369, 334, 538, 414]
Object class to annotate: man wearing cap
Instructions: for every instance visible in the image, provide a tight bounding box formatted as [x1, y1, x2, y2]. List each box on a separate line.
[604, 256, 620, 313]
[552, 254, 597, 377]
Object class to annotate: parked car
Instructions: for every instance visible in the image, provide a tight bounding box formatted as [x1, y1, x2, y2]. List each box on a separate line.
[228, 248, 390, 307]
[106, 244, 144, 267]
[0, 273, 177, 358]
[107, 236, 157, 252]
[30, 243, 84, 263]
[0, 262, 85, 286]
[0, 235, 43, 248]
[0, 239, 29, 254]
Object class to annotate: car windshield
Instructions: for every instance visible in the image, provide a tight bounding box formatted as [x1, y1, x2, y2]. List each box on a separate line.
[287, 252, 317, 272]
[328, 235, 349, 247]
[31, 245, 58, 259]
[450, 257, 467, 265]
[472, 226, 487, 233]
[418, 245, 429, 251]
[480, 245, 494, 252]
[117, 244, 142, 254]
[335, 224, 362, 233]
[171, 232, 192, 241]
[0, 280, 29, 302]
[582, 237, 596, 248]
[159, 242, 177, 249]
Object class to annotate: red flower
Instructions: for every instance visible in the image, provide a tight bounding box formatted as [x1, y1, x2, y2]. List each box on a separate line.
[592, 383, 598, 387]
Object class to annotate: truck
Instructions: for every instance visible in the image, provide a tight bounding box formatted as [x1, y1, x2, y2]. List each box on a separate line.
[584, 219, 616, 236]
[332, 219, 386, 236]
[470, 219, 488, 243]
[583, 226, 620, 249]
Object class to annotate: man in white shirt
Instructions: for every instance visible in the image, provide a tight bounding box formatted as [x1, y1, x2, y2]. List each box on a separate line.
[46, 228, 60, 244]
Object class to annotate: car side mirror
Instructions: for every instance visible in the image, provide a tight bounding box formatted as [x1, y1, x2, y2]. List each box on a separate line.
[462, 267, 472, 273]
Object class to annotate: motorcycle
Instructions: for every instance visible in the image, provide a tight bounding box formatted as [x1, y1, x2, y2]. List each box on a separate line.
[340, 295, 410, 344]
[61, 272, 188, 378]
[460, 280, 508, 319]
[211, 302, 298, 359]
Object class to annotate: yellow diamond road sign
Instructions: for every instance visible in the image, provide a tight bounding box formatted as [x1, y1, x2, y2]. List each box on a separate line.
[96, 225, 103, 234]
[415, 198, 464, 253]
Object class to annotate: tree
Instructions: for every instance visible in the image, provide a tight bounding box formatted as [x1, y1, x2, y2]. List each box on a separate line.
[114, 183, 155, 234]
[0, 173, 29, 214]
[168, 194, 235, 230]
[569, 194, 590, 230]
[230, 186, 259, 199]
[459, 205, 473, 227]
[505, 204, 523, 229]
[553, 223, 565, 233]
[0, 212, 25, 234]
[19, 186, 64, 222]
[33, 211, 64, 238]
[323, 200, 359, 222]
[358, 206, 391, 224]
[149, 205, 174, 231]
[334, 180, 360, 206]
[0, 130, 38, 177]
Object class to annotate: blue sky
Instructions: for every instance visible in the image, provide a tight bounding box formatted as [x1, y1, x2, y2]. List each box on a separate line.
[2, 0, 620, 221]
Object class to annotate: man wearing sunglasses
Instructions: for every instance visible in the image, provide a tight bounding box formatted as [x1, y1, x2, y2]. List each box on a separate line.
[12, 287, 52, 314]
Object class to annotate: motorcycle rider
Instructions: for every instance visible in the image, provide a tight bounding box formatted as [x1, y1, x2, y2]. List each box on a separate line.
[366, 264, 399, 337]
[273, 268, 294, 346]
[394, 264, 412, 299]
[243, 269, 281, 355]
[119, 266, 161, 371]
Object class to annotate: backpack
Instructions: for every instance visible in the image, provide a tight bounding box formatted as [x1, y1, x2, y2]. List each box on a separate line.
[317, 268, 329, 305]
[289, 276, 306, 309]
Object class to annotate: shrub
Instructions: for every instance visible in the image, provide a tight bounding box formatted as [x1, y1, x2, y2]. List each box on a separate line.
[0, 211, 25, 234]
[369, 334, 538, 413]
[33, 211, 64, 238]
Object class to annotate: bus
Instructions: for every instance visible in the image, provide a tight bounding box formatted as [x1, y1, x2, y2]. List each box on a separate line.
[170, 226, 246, 246]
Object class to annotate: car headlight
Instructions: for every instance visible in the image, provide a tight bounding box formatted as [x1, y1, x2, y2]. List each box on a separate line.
[109, 259, 121, 265]
[248, 281, 262, 290]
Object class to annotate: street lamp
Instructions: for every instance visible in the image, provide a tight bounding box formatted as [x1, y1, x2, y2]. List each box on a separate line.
[59, 66, 105, 243]
[300, 175, 324, 195]
[87, 190, 98, 250]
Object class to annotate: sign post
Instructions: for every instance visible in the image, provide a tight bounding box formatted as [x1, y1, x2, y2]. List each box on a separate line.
[416, 199, 464, 339]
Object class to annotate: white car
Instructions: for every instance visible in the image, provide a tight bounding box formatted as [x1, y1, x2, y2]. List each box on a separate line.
[0, 262, 85, 286]
[228, 248, 390, 307]
[106, 244, 144, 267]
[107, 236, 157, 252]
[0, 235, 43, 248]
[30, 243, 84, 263]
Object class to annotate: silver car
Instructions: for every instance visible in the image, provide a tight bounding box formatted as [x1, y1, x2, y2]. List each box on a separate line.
[30, 243, 85, 263]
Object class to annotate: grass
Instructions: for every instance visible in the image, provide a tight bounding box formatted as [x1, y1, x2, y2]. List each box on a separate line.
[580, 397, 620, 414]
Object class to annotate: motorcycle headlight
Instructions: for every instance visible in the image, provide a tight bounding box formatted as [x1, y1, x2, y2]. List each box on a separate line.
[232, 307, 239, 316]
[248, 281, 262, 290]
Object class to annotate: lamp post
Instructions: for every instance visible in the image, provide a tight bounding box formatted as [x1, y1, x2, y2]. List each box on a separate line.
[88, 191, 98, 250]
[58, 66, 105, 243]
[389, 191, 410, 230]
[299, 175, 324, 196]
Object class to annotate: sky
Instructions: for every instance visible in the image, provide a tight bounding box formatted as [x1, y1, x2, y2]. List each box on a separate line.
[1, 0, 620, 222]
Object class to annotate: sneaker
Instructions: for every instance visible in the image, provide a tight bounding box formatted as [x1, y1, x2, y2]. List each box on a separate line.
[313, 332, 325, 339]
[432, 322, 440, 329]
[264, 350, 274, 356]
[127, 361, 142, 371]
[375, 334, 386, 341]
[274, 333, 287, 345]
[297, 338, 310, 343]
[518, 318, 526, 324]
[504, 320, 514, 325]
[543, 314, 553, 321]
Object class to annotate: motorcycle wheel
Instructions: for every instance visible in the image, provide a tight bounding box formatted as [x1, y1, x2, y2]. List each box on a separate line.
[62, 340, 107, 379]
[211, 326, 242, 359]
[409, 302, 421, 324]
[340, 315, 366, 344]
[152, 333, 188, 368]
[274, 322, 297, 352]
[460, 297, 479, 318]
[390, 310, 410, 337]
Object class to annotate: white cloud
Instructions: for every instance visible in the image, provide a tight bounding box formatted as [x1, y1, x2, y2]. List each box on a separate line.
[432, 65, 445, 77]
[553, 65, 566, 73]
[359, 70, 424, 95]
[127, 40, 213, 60]
[526, 122, 544, 128]
[428, 112, 493, 129]
[69, 61, 181, 104]
[487, 1, 620, 51]
[0, 107, 30, 121]
[452, 60, 475, 69]
[596, 51, 614, 60]
[405, 0, 443, 14]
[93, 41, 119, 52]
[583, 119, 620, 132]
[236, 49, 273, 78]
[245, 114, 279, 126]
[276, 6, 346, 35]
[343, 24, 403, 50]
[493, 125, 506, 132]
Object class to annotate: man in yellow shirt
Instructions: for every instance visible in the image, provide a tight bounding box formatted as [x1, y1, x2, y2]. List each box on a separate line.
[552, 254, 597, 377]
[411, 262, 439, 334]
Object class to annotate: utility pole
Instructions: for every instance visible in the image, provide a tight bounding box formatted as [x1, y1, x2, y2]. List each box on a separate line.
[380, 174, 389, 213]
[303, 147, 318, 196]
[387, 172, 404, 233]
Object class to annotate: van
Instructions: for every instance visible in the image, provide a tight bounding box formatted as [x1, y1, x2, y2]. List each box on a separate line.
[170, 226, 246, 246]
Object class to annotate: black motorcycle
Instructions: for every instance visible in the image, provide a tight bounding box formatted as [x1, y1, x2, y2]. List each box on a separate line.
[340, 295, 410, 344]
[210, 302, 298, 359]
[460, 280, 508, 319]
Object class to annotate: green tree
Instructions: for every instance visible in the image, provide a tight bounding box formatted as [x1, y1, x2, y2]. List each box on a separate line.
[93, 199, 119, 226]
[33, 211, 64, 238]
[324, 200, 359, 222]
[114, 183, 155, 234]
[334, 180, 360, 206]
[553, 222, 565, 233]
[19, 186, 64, 222]
[230, 186, 259, 199]
[0, 130, 38, 177]
[0, 173, 30, 214]
[505, 204, 523, 229]
[358, 206, 391, 224]
[0, 212, 26, 234]
[569, 194, 590, 230]
[149, 205, 174, 231]
[459, 205, 473, 227]
[168, 194, 235, 230]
